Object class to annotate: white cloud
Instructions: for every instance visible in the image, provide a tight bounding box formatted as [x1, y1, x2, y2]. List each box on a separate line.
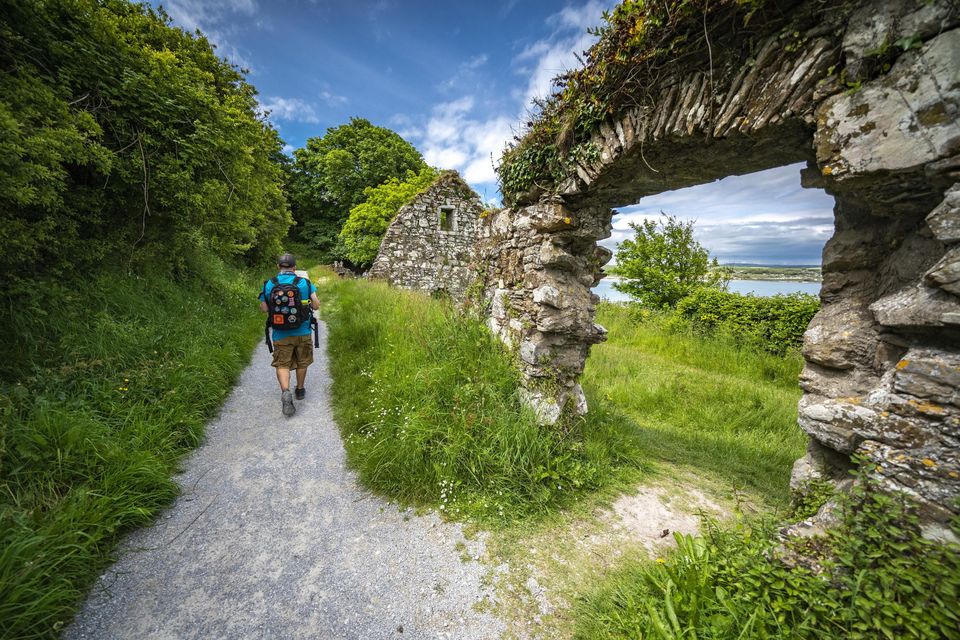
[408, 1, 610, 193]
[160, 0, 258, 69]
[515, 0, 609, 106]
[319, 90, 349, 107]
[259, 96, 320, 124]
[603, 164, 836, 265]
[419, 97, 513, 185]
[438, 54, 489, 91]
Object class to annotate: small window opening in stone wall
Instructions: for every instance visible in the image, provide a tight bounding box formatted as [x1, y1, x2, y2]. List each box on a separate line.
[439, 205, 455, 231]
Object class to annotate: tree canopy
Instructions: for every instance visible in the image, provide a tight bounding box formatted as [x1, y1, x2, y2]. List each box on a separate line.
[338, 167, 439, 267]
[613, 214, 728, 307]
[0, 0, 291, 285]
[289, 118, 427, 258]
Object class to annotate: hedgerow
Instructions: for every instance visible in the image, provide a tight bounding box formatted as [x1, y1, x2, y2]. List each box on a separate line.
[676, 287, 819, 356]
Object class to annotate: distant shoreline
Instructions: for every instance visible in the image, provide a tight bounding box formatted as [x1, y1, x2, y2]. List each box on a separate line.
[718, 266, 822, 283]
[603, 265, 823, 283]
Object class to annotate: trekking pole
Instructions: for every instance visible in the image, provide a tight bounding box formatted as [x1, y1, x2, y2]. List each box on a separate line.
[312, 310, 319, 348]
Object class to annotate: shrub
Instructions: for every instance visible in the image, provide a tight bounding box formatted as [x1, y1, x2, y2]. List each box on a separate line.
[318, 278, 643, 520]
[613, 214, 729, 308]
[575, 475, 960, 640]
[676, 288, 819, 356]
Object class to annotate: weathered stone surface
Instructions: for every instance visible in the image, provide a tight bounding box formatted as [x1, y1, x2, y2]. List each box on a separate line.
[802, 300, 876, 370]
[368, 171, 483, 302]
[926, 184, 960, 241]
[797, 395, 871, 453]
[842, 0, 958, 82]
[869, 283, 960, 328]
[925, 246, 960, 295]
[894, 349, 960, 408]
[816, 29, 960, 183]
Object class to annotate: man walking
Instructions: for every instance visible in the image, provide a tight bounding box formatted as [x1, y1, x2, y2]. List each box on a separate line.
[259, 253, 320, 416]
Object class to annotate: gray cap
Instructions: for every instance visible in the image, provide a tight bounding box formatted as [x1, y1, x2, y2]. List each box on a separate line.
[277, 252, 296, 267]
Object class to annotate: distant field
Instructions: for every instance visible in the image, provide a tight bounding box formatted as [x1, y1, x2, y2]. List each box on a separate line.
[718, 265, 822, 282]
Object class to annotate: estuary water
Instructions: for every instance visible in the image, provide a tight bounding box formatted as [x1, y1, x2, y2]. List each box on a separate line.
[593, 277, 821, 302]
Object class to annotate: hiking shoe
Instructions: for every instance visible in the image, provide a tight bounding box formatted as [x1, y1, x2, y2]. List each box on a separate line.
[295, 388, 306, 400]
[281, 390, 296, 417]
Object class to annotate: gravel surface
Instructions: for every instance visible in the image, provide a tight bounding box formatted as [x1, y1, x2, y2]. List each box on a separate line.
[66, 320, 504, 640]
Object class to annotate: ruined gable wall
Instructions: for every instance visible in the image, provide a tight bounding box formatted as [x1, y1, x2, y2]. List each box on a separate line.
[478, 0, 960, 533]
[368, 172, 484, 302]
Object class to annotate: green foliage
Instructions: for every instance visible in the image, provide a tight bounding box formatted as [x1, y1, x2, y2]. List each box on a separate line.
[0, 0, 291, 283]
[0, 257, 264, 639]
[788, 478, 835, 520]
[676, 288, 820, 356]
[290, 118, 426, 259]
[588, 304, 805, 506]
[613, 214, 729, 308]
[317, 277, 644, 520]
[338, 167, 439, 266]
[575, 475, 960, 639]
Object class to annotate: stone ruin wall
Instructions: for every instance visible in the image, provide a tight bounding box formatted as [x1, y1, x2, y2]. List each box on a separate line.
[474, 0, 960, 535]
[369, 172, 484, 302]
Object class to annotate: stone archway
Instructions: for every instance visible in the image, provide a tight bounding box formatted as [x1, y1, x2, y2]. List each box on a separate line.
[476, 0, 959, 533]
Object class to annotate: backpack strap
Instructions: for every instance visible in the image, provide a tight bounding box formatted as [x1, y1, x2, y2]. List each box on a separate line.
[263, 277, 281, 353]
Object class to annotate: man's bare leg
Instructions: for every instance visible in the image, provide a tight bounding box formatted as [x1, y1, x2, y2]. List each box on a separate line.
[295, 367, 308, 390]
[276, 367, 291, 391]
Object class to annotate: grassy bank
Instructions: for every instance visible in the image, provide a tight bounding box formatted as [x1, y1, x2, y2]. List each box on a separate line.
[316, 276, 643, 520]
[585, 304, 806, 507]
[0, 258, 264, 639]
[318, 280, 805, 517]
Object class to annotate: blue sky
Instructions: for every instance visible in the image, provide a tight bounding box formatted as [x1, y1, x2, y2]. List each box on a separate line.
[153, 0, 834, 265]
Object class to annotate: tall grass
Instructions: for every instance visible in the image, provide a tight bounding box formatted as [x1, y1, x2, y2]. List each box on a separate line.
[585, 304, 806, 506]
[318, 277, 643, 520]
[0, 257, 263, 639]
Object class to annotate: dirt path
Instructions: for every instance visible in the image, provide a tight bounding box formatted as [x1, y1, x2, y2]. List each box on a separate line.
[66, 320, 503, 640]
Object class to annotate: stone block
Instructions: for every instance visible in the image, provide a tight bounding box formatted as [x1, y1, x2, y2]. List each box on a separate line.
[532, 284, 563, 308]
[926, 184, 960, 241]
[925, 246, 960, 296]
[797, 394, 871, 453]
[894, 349, 960, 407]
[803, 301, 876, 370]
[870, 283, 960, 327]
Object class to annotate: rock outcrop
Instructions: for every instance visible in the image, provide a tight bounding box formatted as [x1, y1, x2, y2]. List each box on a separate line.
[480, 0, 960, 533]
[369, 171, 484, 303]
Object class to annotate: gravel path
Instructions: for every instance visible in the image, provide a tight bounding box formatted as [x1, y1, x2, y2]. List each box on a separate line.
[66, 319, 503, 640]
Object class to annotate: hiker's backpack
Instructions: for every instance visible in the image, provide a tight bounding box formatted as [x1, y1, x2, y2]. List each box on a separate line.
[265, 276, 311, 331]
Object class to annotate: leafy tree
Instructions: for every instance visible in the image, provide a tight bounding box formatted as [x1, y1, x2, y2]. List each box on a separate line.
[290, 118, 426, 257]
[613, 214, 728, 307]
[0, 0, 292, 285]
[338, 167, 439, 266]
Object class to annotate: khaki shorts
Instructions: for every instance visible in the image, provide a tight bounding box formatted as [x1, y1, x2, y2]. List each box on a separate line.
[271, 334, 314, 369]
